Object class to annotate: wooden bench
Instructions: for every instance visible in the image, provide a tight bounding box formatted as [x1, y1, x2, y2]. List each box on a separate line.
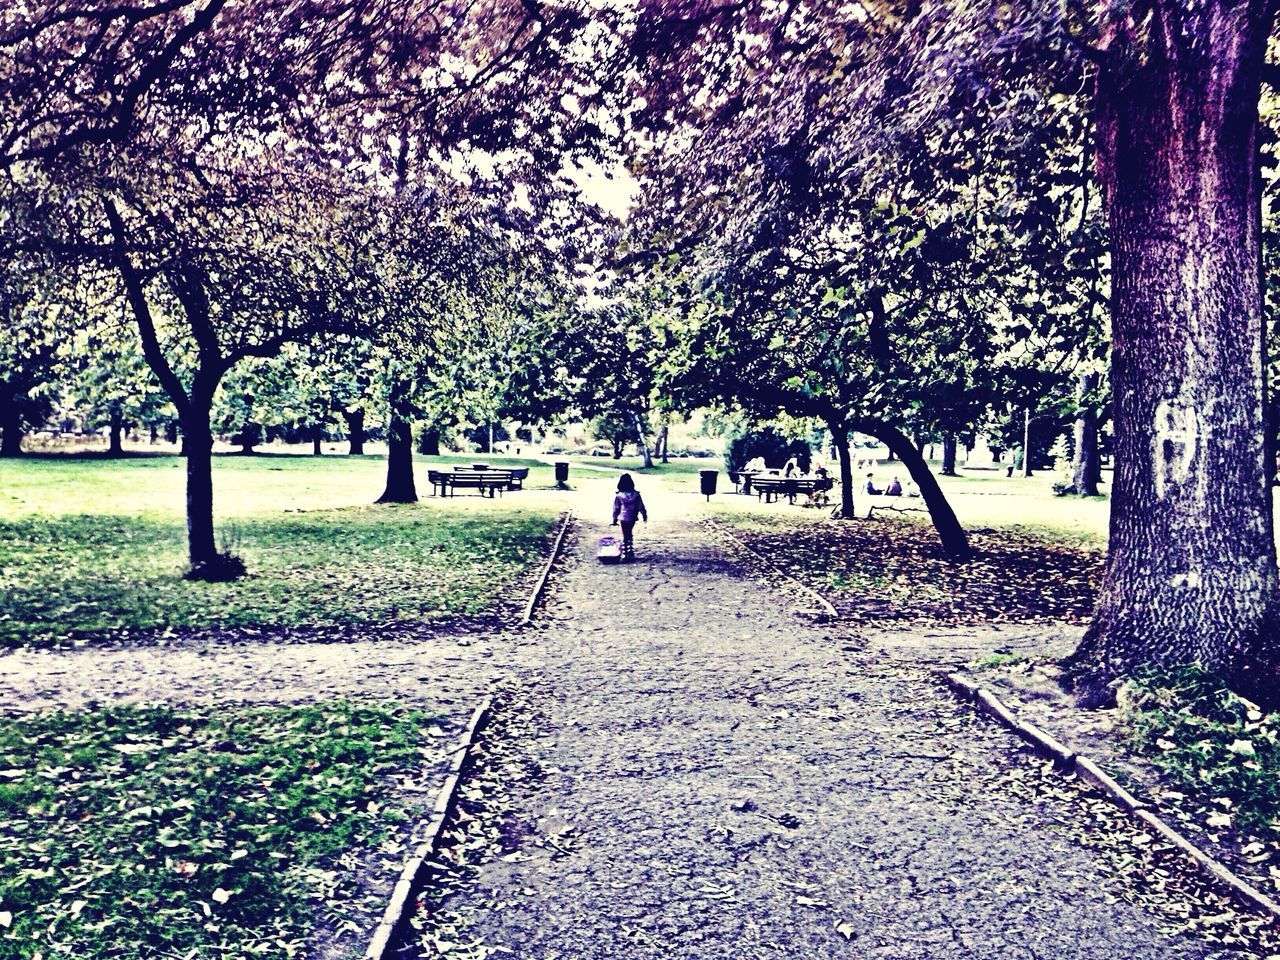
[427, 468, 511, 497]
[752, 476, 826, 504]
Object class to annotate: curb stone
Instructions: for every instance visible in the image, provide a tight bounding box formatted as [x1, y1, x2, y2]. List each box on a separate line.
[708, 519, 838, 618]
[933, 669, 1280, 921]
[364, 697, 493, 960]
[520, 511, 573, 627]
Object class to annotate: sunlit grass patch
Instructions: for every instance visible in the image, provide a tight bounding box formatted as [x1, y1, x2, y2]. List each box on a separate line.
[0, 455, 559, 646]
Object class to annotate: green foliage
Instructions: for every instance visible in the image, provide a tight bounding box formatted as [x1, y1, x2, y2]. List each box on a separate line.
[1121, 667, 1280, 835]
[0, 701, 435, 959]
[724, 426, 811, 473]
[0, 454, 556, 646]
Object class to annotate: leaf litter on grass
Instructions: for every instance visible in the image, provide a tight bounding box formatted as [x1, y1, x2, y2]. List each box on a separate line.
[0, 701, 451, 960]
[719, 514, 1102, 626]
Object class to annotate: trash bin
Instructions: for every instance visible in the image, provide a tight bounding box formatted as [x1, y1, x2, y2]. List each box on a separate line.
[700, 469, 718, 500]
[555, 460, 570, 488]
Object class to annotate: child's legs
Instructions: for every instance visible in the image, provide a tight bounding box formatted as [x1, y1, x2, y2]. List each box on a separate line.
[620, 520, 636, 546]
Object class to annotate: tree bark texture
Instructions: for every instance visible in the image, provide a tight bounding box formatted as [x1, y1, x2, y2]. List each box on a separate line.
[377, 381, 417, 503]
[1073, 5, 1280, 693]
[345, 409, 365, 455]
[1070, 372, 1101, 496]
[941, 434, 957, 476]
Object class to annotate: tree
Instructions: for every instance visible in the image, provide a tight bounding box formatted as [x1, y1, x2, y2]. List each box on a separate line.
[70, 318, 170, 455]
[632, 0, 1280, 690]
[0, 261, 64, 456]
[1065, 4, 1280, 696]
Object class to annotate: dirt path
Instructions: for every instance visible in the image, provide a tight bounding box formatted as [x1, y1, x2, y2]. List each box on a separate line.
[423, 493, 1240, 960]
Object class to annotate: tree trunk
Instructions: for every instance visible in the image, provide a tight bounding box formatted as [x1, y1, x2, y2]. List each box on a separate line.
[1021, 407, 1033, 477]
[311, 423, 323, 456]
[1071, 7, 1279, 696]
[377, 382, 417, 503]
[150, 423, 159, 444]
[418, 427, 440, 457]
[657, 424, 670, 463]
[183, 410, 219, 571]
[1069, 372, 1101, 496]
[0, 399, 23, 457]
[345, 409, 365, 455]
[941, 434, 957, 476]
[867, 421, 971, 560]
[635, 414, 654, 469]
[611, 439, 623, 459]
[108, 408, 124, 456]
[829, 420, 855, 519]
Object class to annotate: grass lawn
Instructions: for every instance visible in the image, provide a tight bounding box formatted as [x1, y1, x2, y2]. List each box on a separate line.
[0, 453, 562, 647]
[0, 700, 443, 960]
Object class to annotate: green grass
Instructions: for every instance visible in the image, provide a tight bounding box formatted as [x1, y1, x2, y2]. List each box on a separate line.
[1121, 667, 1280, 835]
[0, 701, 437, 959]
[0, 453, 560, 646]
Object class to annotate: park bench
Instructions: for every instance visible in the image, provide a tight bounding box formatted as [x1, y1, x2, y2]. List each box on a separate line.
[427, 468, 517, 498]
[752, 475, 825, 504]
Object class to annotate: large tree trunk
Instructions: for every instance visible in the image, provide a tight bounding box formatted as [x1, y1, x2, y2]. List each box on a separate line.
[941, 434, 957, 476]
[1071, 7, 1279, 697]
[1069, 372, 1101, 496]
[657, 424, 669, 463]
[0, 398, 23, 457]
[867, 421, 971, 560]
[108, 408, 124, 456]
[183, 409, 219, 571]
[634, 414, 654, 469]
[829, 420, 855, 519]
[311, 422, 323, 456]
[345, 409, 365, 455]
[377, 381, 417, 503]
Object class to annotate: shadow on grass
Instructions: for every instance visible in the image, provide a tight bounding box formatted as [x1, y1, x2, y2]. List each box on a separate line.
[0, 506, 552, 647]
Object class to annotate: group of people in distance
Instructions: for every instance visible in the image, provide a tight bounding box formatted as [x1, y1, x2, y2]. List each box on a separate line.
[865, 472, 917, 498]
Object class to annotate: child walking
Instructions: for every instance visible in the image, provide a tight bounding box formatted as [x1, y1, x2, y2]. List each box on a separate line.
[611, 473, 648, 561]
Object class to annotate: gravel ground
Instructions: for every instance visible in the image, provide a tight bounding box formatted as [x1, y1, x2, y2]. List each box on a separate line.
[412, 492, 1252, 960]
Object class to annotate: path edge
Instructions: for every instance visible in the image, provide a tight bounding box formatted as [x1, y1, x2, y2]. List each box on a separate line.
[709, 518, 838, 618]
[363, 696, 494, 960]
[934, 668, 1280, 921]
[520, 510, 573, 627]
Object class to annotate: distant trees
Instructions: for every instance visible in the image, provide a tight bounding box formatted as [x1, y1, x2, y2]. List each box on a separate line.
[0, 261, 64, 456]
[3, 0, 618, 575]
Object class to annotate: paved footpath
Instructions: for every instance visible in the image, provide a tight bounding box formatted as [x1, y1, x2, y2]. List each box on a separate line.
[447, 499, 1233, 960]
